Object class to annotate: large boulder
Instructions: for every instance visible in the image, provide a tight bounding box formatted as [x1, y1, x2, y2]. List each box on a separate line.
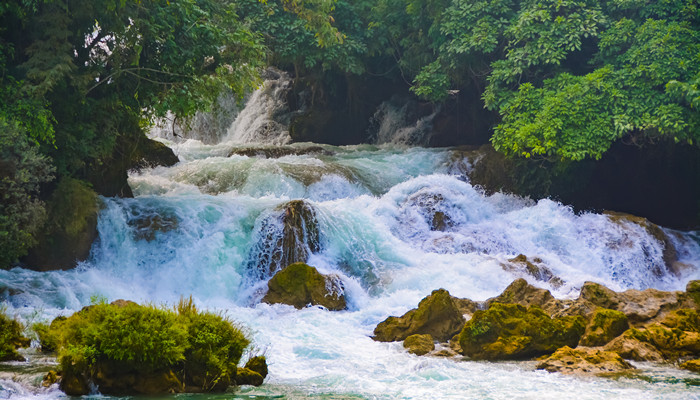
[620, 309, 700, 360]
[458, 303, 586, 360]
[536, 346, 637, 375]
[262, 263, 346, 310]
[23, 178, 99, 271]
[403, 334, 435, 356]
[579, 308, 629, 347]
[373, 289, 466, 342]
[603, 332, 665, 362]
[485, 278, 563, 316]
[247, 200, 321, 279]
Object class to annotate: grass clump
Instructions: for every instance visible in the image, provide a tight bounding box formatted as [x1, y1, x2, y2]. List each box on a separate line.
[39, 297, 252, 395]
[0, 308, 31, 361]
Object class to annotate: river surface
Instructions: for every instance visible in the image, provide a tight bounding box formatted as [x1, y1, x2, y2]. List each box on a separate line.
[2, 75, 700, 399]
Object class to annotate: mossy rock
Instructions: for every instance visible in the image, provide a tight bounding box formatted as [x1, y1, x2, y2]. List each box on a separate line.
[579, 308, 629, 347]
[23, 178, 99, 271]
[43, 299, 251, 395]
[620, 309, 700, 360]
[0, 311, 30, 361]
[536, 346, 637, 375]
[486, 278, 563, 315]
[680, 359, 700, 373]
[373, 289, 466, 342]
[686, 280, 700, 308]
[262, 262, 346, 310]
[603, 332, 665, 362]
[244, 356, 268, 379]
[236, 367, 264, 386]
[458, 303, 586, 360]
[403, 334, 435, 356]
[128, 210, 179, 242]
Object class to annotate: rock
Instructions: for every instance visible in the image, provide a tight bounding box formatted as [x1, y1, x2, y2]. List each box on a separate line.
[22, 178, 99, 271]
[262, 262, 346, 310]
[579, 308, 629, 347]
[110, 299, 139, 308]
[229, 145, 334, 159]
[458, 303, 586, 360]
[403, 334, 435, 356]
[687, 280, 700, 307]
[617, 309, 700, 361]
[42, 370, 59, 387]
[604, 211, 678, 276]
[373, 289, 466, 342]
[236, 367, 264, 386]
[128, 209, 179, 242]
[247, 200, 322, 278]
[404, 192, 454, 232]
[132, 139, 179, 170]
[485, 278, 563, 316]
[501, 255, 564, 289]
[536, 346, 637, 375]
[244, 356, 268, 379]
[680, 359, 700, 373]
[89, 363, 184, 395]
[570, 281, 694, 324]
[603, 333, 665, 362]
[60, 373, 90, 396]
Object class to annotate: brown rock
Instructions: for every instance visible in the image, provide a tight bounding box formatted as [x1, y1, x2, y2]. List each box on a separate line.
[537, 346, 637, 375]
[680, 359, 700, 373]
[373, 289, 466, 342]
[579, 308, 629, 347]
[485, 278, 563, 315]
[403, 334, 435, 356]
[604, 332, 665, 362]
[501, 255, 564, 288]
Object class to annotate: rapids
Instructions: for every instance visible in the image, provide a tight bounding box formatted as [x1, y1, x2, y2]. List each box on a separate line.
[1, 76, 700, 399]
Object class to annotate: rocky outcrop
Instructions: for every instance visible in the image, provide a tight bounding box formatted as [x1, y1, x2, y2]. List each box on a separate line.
[244, 356, 268, 379]
[235, 368, 264, 386]
[579, 308, 629, 347]
[536, 346, 637, 375]
[248, 200, 322, 279]
[459, 303, 586, 360]
[127, 209, 179, 242]
[23, 178, 99, 271]
[680, 359, 700, 373]
[403, 334, 435, 356]
[373, 289, 466, 342]
[603, 331, 665, 362]
[485, 278, 563, 316]
[620, 309, 700, 361]
[262, 263, 346, 310]
[501, 255, 564, 289]
[229, 145, 334, 159]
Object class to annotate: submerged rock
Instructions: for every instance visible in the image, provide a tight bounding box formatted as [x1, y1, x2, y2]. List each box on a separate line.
[248, 200, 322, 279]
[458, 303, 586, 360]
[22, 178, 99, 271]
[403, 334, 435, 356]
[536, 346, 637, 375]
[579, 308, 629, 347]
[501, 255, 564, 289]
[373, 289, 466, 342]
[262, 262, 346, 310]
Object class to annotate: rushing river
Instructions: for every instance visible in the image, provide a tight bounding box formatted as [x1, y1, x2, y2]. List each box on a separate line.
[2, 74, 700, 399]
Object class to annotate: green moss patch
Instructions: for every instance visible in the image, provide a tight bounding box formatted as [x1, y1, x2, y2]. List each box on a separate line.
[0, 310, 30, 361]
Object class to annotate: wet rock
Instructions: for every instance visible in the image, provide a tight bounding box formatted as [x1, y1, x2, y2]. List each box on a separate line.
[22, 178, 99, 271]
[229, 145, 334, 158]
[485, 278, 563, 316]
[501, 255, 564, 289]
[235, 368, 264, 386]
[603, 332, 665, 362]
[128, 210, 179, 241]
[244, 356, 268, 379]
[133, 139, 180, 170]
[579, 308, 629, 347]
[680, 359, 700, 373]
[458, 303, 586, 360]
[89, 363, 184, 395]
[262, 262, 346, 310]
[621, 309, 700, 360]
[405, 192, 454, 232]
[403, 334, 435, 356]
[373, 289, 466, 342]
[687, 280, 700, 307]
[567, 281, 695, 324]
[536, 346, 637, 375]
[248, 200, 321, 278]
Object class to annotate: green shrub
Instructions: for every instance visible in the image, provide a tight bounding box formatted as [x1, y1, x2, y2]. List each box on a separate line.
[39, 298, 252, 395]
[0, 309, 31, 361]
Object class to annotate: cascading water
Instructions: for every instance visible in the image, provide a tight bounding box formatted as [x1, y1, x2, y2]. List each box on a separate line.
[2, 78, 700, 399]
[368, 97, 439, 146]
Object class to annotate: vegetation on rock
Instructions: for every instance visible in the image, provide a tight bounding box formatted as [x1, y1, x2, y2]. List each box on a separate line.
[536, 346, 636, 375]
[373, 288, 466, 342]
[579, 308, 629, 347]
[262, 262, 346, 310]
[403, 334, 435, 356]
[36, 298, 254, 395]
[0, 309, 30, 361]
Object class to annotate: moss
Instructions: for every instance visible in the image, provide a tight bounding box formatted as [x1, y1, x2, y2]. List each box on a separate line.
[579, 282, 619, 309]
[580, 308, 629, 346]
[680, 359, 700, 373]
[41, 298, 253, 395]
[373, 289, 466, 342]
[244, 356, 268, 379]
[685, 280, 700, 308]
[403, 334, 435, 356]
[458, 303, 586, 360]
[619, 309, 700, 361]
[0, 310, 30, 361]
[537, 346, 636, 375]
[236, 367, 264, 386]
[262, 262, 346, 310]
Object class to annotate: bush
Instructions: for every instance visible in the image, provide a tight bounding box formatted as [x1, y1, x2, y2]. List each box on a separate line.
[0, 309, 31, 361]
[39, 298, 252, 395]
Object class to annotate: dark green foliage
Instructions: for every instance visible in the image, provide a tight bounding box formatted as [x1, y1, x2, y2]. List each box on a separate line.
[0, 309, 31, 361]
[458, 302, 586, 360]
[38, 298, 252, 395]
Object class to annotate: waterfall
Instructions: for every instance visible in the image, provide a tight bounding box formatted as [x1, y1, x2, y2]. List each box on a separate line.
[368, 96, 439, 146]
